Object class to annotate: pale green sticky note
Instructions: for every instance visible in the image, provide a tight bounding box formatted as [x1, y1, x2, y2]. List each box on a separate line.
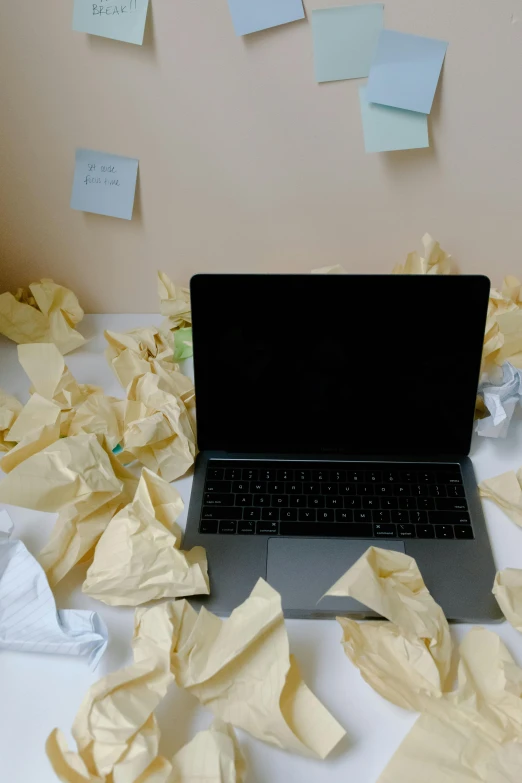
[312, 4, 384, 83]
[358, 86, 429, 153]
[73, 0, 150, 45]
[173, 328, 193, 360]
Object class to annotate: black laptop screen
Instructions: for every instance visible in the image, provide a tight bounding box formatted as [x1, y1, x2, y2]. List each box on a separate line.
[191, 274, 490, 457]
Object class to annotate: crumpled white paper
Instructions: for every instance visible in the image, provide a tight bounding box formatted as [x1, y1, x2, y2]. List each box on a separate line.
[477, 362, 522, 438]
[0, 510, 107, 669]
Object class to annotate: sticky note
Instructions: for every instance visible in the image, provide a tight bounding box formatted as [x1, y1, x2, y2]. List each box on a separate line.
[366, 30, 448, 114]
[358, 87, 429, 153]
[73, 0, 150, 46]
[227, 0, 304, 37]
[311, 4, 384, 83]
[71, 149, 139, 220]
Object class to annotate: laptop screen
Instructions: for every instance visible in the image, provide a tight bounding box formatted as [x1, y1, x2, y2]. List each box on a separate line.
[191, 274, 490, 457]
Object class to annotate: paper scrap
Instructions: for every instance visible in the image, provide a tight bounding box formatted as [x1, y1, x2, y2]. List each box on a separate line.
[366, 30, 448, 114]
[0, 278, 85, 354]
[0, 388, 22, 453]
[83, 467, 209, 605]
[69, 393, 124, 450]
[73, 0, 150, 45]
[378, 627, 522, 783]
[392, 233, 452, 275]
[170, 720, 245, 783]
[157, 272, 192, 336]
[477, 362, 522, 438]
[0, 510, 107, 669]
[493, 569, 522, 632]
[120, 372, 197, 481]
[170, 578, 346, 758]
[479, 469, 522, 529]
[312, 4, 384, 82]
[0, 392, 62, 473]
[325, 546, 451, 712]
[173, 327, 193, 360]
[71, 148, 139, 220]
[484, 278, 522, 370]
[311, 264, 348, 274]
[227, 0, 304, 36]
[46, 604, 176, 783]
[359, 85, 429, 153]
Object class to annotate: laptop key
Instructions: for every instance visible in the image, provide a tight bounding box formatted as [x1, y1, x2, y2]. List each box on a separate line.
[312, 470, 327, 481]
[416, 525, 435, 538]
[325, 496, 342, 508]
[376, 484, 392, 496]
[428, 512, 470, 525]
[429, 484, 446, 497]
[289, 495, 307, 507]
[358, 484, 374, 495]
[398, 524, 415, 537]
[242, 469, 258, 480]
[256, 522, 279, 534]
[244, 508, 261, 521]
[347, 471, 363, 482]
[281, 509, 297, 521]
[272, 495, 289, 507]
[260, 469, 276, 480]
[296, 469, 311, 481]
[374, 524, 397, 537]
[411, 485, 429, 497]
[393, 484, 410, 496]
[286, 482, 303, 494]
[447, 485, 465, 497]
[268, 482, 285, 493]
[204, 493, 235, 506]
[362, 497, 379, 509]
[381, 497, 398, 509]
[232, 481, 249, 493]
[343, 497, 361, 508]
[435, 499, 468, 511]
[202, 506, 241, 520]
[372, 510, 390, 523]
[277, 469, 293, 481]
[236, 495, 253, 506]
[339, 483, 357, 495]
[438, 472, 462, 484]
[435, 525, 454, 539]
[199, 520, 218, 533]
[318, 510, 334, 522]
[354, 510, 371, 522]
[251, 481, 267, 493]
[400, 471, 416, 483]
[224, 468, 241, 480]
[219, 521, 237, 534]
[330, 470, 346, 482]
[417, 497, 435, 510]
[365, 470, 382, 482]
[383, 471, 399, 482]
[207, 468, 224, 480]
[262, 508, 279, 521]
[335, 510, 353, 522]
[398, 497, 416, 509]
[299, 509, 316, 521]
[205, 481, 232, 493]
[280, 522, 373, 537]
[455, 525, 474, 539]
[391, 510, 410, 523]
[308, 496, 325, 508]
[238, 521, 255, 534]
[304, 482, 320, 494]
[411, 510, 428, 524]
[322, 483, 339, 495]
[253, 494, 270, 506]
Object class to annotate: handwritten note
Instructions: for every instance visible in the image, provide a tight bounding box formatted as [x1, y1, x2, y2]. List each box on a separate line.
[73, 0, 150, 45]
[70, 149, 139, 220]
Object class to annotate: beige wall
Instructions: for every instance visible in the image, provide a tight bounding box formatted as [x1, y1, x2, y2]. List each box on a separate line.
[1, 1, 521, 313]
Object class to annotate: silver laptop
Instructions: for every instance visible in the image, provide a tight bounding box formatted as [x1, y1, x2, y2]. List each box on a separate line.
[183, 274, 501, 622]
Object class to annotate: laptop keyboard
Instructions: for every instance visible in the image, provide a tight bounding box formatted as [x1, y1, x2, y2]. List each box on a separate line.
[199, 461, 474, 540]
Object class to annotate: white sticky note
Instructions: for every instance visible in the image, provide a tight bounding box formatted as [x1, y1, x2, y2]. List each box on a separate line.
[73, 0, 150, 46]
[70, 149, 139, 220]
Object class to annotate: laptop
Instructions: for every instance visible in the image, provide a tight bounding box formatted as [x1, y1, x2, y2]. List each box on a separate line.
[183, 274, 501, 622]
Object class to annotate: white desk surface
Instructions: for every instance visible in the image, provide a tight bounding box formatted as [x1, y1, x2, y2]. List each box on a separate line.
[1, 314, 522, 783]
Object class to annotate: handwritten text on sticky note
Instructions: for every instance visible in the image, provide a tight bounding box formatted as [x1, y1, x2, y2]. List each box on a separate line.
[70, 149, 139, 221]
[73, 0, 150, 45]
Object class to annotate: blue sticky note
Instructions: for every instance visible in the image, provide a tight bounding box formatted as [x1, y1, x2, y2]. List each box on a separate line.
[366, 30, 448, 114]
[358, 87, 429, 153]
[73, 0, 150, 45]
[71, 149, 139, 220]
[312, 4, 384, 83]
[227, 0, 304, 36]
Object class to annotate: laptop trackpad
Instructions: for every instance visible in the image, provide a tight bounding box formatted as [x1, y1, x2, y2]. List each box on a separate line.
[266, 538, 405, 617]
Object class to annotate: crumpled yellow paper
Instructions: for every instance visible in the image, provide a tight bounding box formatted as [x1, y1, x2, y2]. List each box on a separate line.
[158, 271, 191, 332]
[83, 467, 209, 606]
[0, 278, 86, 354]
[105, 327, 177, 391]
[378, 627, 522, 783]
[479, 468, 522, 528]
[311, 264, 348, 274]
[120, 373, 197, 481]
[493, 569, 522, 632]
[392, 234, 452, 275]
[484, 277, 522, 370]
[0, 388, 22, 453]
[324, 546, 452, 712]
[46, 604, 176, 783]
[169, 720, 245, 783]
[169, 578, 346, 758]
[0, 392, 62, 473]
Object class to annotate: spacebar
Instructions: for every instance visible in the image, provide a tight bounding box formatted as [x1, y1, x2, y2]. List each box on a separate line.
[280, 523, 373, 537]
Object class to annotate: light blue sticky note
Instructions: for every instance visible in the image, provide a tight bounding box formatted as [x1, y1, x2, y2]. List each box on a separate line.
[359, 86, 429, 153]
[73, 0, 150, 45]
[71, 149, 139, 220]
[227, 0, 304, 36]
[366, 30, 448, 114]
[312, 4, 384, 83]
